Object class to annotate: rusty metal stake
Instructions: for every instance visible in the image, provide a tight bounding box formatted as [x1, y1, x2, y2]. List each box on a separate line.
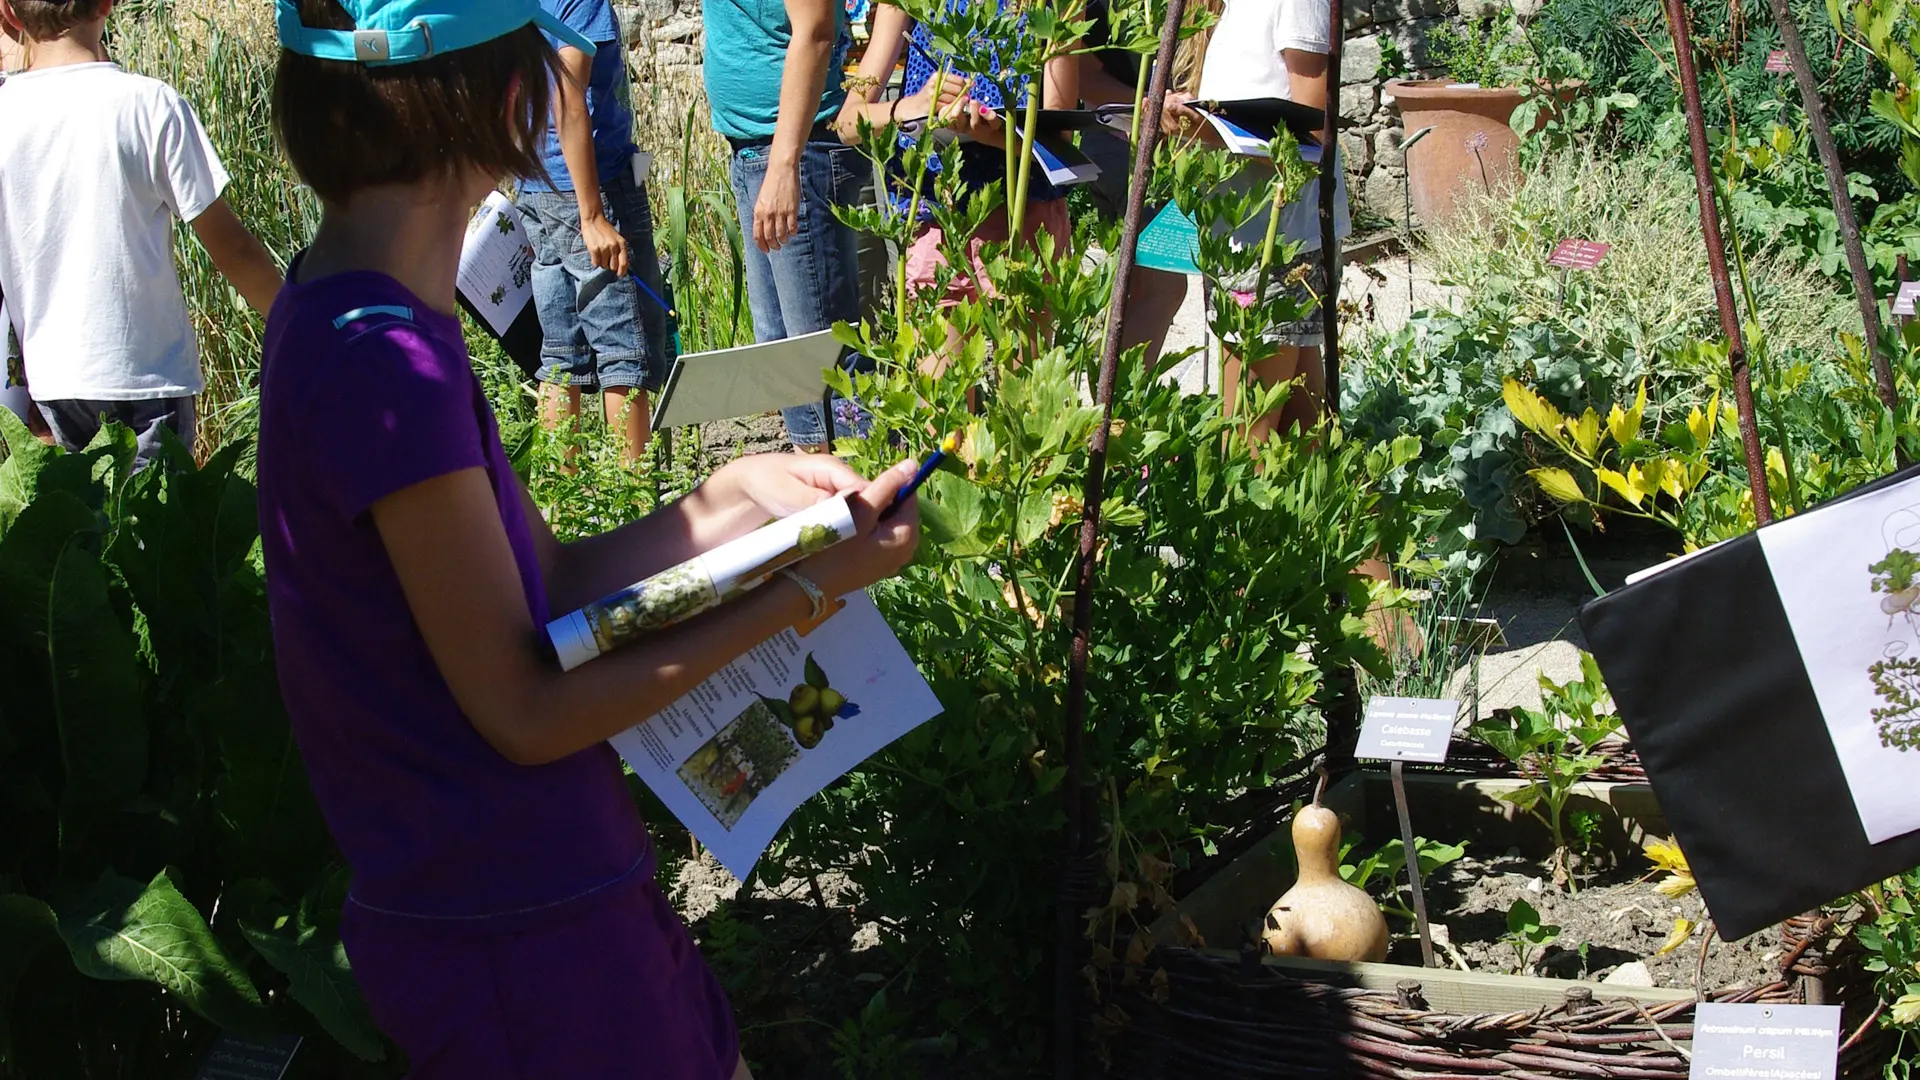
[1055, 0, 1189, 1073]
[1320, 0, 1343, 414]
[1764, 0, 1897, 415]
[1663, 0, 1774, 525]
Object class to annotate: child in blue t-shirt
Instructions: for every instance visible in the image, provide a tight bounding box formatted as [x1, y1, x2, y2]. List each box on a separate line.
[514, 0, 670, 464]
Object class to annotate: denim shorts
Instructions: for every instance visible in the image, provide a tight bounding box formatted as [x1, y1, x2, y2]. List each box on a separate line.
[515, 170, 670, 393]
[730, 139, 874, 447]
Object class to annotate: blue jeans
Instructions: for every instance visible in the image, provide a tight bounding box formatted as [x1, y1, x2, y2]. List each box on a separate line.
[516, 170, 670, 393]
[730, 140, 874, 447]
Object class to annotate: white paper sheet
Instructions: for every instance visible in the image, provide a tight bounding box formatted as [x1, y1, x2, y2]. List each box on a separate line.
[608, 592, 943, 879]
[457, 191, 536, 338]
[1757, 474, 1920, 842]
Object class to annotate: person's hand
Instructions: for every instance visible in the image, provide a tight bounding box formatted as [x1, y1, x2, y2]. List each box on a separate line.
[952, 99, 1006, 148]
[714, 452, 867, 519]
[1159, 91, 1202, 139]
[898, 71, 971, 126]
[753, 163, 801, 253]
[581, 214, 630, 277]
[801, 459, 922, 598]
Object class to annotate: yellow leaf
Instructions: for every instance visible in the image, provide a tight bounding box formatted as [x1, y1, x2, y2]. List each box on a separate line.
[1893, 992, 1920, 1027]
[1595, 467, 1635, 504]
[1503, 380, 1566, 442]
[1530, 467, 1588, 504]
[1641, 458, 1670, 498]
[1645, 837, 1697, 898]
[1568, 408, 1603, 457]
[1606, 404, 1633, 447]
[1655, 917, 1696, 956]
[1644, 837, 1690, 875]
[1686, 404, 1712, 448]
[1626, 463, 1651, 506]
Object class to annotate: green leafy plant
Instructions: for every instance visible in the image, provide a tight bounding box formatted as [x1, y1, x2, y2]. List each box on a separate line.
[0, 415, 387, 1076]
[1858, 869, 1920, 1071]
[1467, 652, 1621, 891]
[1430, 10, 1536, 87]
[1340, 836, 1468, 921]
[1502, 898, 1561, 975]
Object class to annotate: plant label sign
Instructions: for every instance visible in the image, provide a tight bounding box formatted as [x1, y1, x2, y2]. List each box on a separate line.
[1547, 238, 1610, 270]
[1892, 281, 1920, 316]
[1765, 50, 1792, 73]
[1688, 1002, 1839, 1080]
[196, 1033, 301, 1080]
[1357, 697, 1457, 763]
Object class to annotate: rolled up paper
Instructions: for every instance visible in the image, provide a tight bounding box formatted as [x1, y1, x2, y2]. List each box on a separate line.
[546, 495, 857, 672]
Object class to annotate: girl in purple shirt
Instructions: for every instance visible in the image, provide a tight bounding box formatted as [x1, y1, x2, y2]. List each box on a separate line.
[261, 3, 921, 1076]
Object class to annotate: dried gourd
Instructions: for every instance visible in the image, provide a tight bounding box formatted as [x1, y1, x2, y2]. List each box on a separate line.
[1262, 785, 1389, 963]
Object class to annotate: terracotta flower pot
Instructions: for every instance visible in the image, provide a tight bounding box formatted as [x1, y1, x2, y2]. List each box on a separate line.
[1385, 79, 1529, 228]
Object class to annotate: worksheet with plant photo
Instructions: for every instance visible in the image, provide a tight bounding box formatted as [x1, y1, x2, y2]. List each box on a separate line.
[607, 592, 942, 878]
[455, 190, 536, 338]
[1758, 473, 1920, 843]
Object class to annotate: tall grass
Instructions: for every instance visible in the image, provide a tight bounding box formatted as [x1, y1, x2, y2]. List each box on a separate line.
[105, 1, 751, 455]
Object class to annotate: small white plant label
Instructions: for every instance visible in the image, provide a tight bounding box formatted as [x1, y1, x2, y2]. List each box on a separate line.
[1356, 697, 1457, 763]
[197, 1034, 301, 1080]
[1892, 281, 1920, 316]
[1688, 1002, 1839, 1080]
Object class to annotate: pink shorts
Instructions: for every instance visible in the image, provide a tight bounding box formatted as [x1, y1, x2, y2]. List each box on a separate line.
[903, 198, 1072, 305]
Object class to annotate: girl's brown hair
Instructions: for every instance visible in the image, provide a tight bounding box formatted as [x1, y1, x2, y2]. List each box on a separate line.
[11, 0, 108, 42]
[1174, 0, 1225, 97]
[272, 0, 561, 205]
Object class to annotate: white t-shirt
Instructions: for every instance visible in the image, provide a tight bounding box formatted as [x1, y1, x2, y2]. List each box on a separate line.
[0, 63, 230, 401]
[1196, 0, 1350, 253]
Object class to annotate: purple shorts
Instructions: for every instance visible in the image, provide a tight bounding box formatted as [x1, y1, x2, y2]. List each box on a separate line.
[341, 873, 739, 1079]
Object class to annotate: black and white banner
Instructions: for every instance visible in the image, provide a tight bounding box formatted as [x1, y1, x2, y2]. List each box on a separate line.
[1582, 465, 1920, 941]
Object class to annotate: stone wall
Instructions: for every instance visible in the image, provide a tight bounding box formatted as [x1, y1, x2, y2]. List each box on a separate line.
[1338, 0, 1463, 225]
[616, 0, 1468, 226]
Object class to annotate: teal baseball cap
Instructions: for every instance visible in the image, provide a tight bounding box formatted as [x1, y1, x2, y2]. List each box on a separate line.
[275, 0, 598, 66]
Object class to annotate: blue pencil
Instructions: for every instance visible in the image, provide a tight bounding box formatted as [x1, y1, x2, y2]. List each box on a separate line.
[881, 433, 956, 521]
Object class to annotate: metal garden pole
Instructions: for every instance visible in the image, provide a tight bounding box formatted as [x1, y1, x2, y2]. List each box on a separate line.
[1663, 0, 1775, 524]
[1763, 0, 1898, 414]
[1055, 0, 1188, 1073]
[1319, 0, 1343, 414]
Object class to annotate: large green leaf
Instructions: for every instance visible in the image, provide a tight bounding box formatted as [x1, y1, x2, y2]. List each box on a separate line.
[240, 917, 384, 1061]
[55, 870, 263, 1032]
[206, 664, 329, 893]
[0, 408, 58, 533]
[0, 894, 59, 1059]
[0, 492, 146, 855]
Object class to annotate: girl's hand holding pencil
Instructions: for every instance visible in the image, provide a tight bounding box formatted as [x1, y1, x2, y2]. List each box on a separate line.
[800, 457, 923, 601]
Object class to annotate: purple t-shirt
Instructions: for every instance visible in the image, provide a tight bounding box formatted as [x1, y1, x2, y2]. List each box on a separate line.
[257, 265, 648, 928]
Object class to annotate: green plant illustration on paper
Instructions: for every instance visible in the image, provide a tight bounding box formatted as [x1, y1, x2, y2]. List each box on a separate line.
[587, 561, 719, 650]
[757, 654, 857, 751]
[490, 285, 506, 306]
[494, 211, 516, 235]
[1869, 540, 1920, 751]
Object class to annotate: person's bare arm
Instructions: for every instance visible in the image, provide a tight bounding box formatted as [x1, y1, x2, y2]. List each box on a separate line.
[1043, 50, 1079, 111]
[1283, 48, 1329, 111]
[755, 0, 840, 253]
[374, 462, 920, 767]
[554, 44, 629, 276]
[528, 453, 877, 612]
[834, 3, 912, 141]
[189, 198, 281, 317]
[1078, 53, 1137, 108]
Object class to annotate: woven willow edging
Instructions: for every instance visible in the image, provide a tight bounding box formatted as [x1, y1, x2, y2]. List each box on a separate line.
[1100, 942, 1892, 1078]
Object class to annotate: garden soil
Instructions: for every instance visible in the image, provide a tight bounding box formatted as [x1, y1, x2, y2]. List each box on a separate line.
[1398, 851, 1791, 993]
[698, 410, 791, 459]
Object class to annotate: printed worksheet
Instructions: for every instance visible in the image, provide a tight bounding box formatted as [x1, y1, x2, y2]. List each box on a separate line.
[1758, 473, 1920, 842]
[457, 191, 535, 338]
[608, 592, 943, 879]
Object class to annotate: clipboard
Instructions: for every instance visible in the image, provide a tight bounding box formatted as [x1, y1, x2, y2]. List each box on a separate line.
[1579, 462, 1920, 940]
[650, 329, 852, 432]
